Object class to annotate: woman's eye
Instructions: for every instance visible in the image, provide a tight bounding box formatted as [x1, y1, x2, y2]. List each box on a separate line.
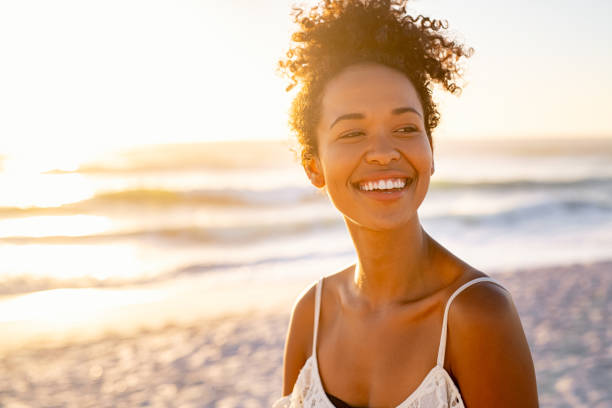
[395, 126, 418, 134]
[339, 131, 364, 139]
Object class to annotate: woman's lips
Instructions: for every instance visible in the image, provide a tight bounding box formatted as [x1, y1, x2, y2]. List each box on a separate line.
[352, 177, 414, 201]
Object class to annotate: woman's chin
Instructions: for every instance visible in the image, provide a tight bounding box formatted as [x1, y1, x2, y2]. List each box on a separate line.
[344, 213, 419, 232]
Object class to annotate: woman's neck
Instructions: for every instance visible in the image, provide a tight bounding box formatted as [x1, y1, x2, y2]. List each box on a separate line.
[345, 215, 437, 310]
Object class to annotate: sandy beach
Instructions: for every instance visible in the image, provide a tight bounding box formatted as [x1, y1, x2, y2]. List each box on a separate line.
[1, 260, 610, 408]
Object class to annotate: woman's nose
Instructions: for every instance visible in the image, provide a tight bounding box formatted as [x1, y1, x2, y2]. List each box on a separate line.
[364, 133, 400, 165]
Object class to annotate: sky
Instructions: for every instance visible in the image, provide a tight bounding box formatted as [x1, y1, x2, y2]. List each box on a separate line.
[0, 0, 611, 166]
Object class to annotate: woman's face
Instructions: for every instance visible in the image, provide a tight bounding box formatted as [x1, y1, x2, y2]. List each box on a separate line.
[305, 62, 434, 231]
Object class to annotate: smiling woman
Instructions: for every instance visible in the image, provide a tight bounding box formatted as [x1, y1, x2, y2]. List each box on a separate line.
[274, 1, 538, 407]
[309, 63, 432, 231]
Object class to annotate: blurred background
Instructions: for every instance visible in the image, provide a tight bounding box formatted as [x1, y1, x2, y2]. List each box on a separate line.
[1, 1, 610, 407]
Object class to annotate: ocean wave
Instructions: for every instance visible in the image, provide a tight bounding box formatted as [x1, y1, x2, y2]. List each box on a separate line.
[0, 186, 324, 217]
[430, 176, 612, 191]
[0, 249, 353, 296]
[2, 196, 611, 245]
[90, 186, 323, 206]
[0, 217, 345, 245]
[427, 198, 612, 227]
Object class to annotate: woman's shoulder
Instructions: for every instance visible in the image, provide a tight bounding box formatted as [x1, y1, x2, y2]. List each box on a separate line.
[445, 269, 538, 406]
[442, 262, 513, 336]
[447, 267, 512, 321]
[281, 278, 321, 395]
[286, 280, 318, 358]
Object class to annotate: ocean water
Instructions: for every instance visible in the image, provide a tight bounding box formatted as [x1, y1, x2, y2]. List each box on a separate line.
[2, 138, 612, 293]
[1, 137, 611, 341]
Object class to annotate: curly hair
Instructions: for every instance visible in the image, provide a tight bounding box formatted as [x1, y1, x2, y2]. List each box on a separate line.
[278, 0, 473, 166]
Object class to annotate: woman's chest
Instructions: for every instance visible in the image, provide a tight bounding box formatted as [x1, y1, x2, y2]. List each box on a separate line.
[315, 302, 444, 406]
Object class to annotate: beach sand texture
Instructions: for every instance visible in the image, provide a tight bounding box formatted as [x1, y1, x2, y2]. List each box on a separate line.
[1, 261, 610, 408]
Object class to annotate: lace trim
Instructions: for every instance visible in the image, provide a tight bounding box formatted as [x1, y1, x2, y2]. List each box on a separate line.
[272, 357, 465, 408]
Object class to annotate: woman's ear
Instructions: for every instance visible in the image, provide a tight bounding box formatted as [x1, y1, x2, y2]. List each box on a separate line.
[430, 159, 435, 176]
[304, 156, 325, 189]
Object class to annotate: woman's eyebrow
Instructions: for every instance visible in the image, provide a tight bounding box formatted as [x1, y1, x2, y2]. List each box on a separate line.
[392, 106, 422, 118]
[329, 113, 364, 129]
[329, 107, 422, 129]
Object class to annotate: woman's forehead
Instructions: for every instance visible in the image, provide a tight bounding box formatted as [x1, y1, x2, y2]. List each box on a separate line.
[320, 63, 422, 116]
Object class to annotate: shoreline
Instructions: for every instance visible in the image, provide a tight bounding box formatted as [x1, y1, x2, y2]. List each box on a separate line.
[1, 259, 611, 407]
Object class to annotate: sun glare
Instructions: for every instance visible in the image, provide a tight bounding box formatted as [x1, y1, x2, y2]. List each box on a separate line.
[0, 287, 165, 326]
[0, 243, 146, 282]
[0, 215, 112, 238]
[2, 150, 89, 174]
[0, 170, 95, 208]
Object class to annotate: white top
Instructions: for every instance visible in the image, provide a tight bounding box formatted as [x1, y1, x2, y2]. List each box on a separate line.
[273, 276, 506, 408]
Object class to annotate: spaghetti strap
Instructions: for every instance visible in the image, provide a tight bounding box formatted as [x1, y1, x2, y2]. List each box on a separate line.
[436, 277, 506, 367]
[312, 276, 324, 357]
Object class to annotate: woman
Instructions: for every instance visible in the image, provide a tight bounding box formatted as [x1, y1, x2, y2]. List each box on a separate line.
[274, 1, 538, 407]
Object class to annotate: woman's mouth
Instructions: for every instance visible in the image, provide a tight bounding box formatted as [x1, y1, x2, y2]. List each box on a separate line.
[352, 177, 414, 201]
[357, 177, 412, 192]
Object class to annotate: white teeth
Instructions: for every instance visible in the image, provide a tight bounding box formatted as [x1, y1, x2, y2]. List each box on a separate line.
[358, 178, 409, 191]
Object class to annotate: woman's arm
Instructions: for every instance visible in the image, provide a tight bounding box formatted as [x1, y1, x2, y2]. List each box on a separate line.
[448, 282, 539, 407]
[280, 283, 317, 396]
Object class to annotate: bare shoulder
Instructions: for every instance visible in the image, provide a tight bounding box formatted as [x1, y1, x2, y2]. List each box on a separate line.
[447, 272, 539, 407]
[280, 266, 352, 396]
[280, 279, 317, 395]
[451, 272, 513, 319]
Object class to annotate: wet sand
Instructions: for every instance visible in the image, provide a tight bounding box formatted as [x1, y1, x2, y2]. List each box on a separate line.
[1, 260, 611, 407]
